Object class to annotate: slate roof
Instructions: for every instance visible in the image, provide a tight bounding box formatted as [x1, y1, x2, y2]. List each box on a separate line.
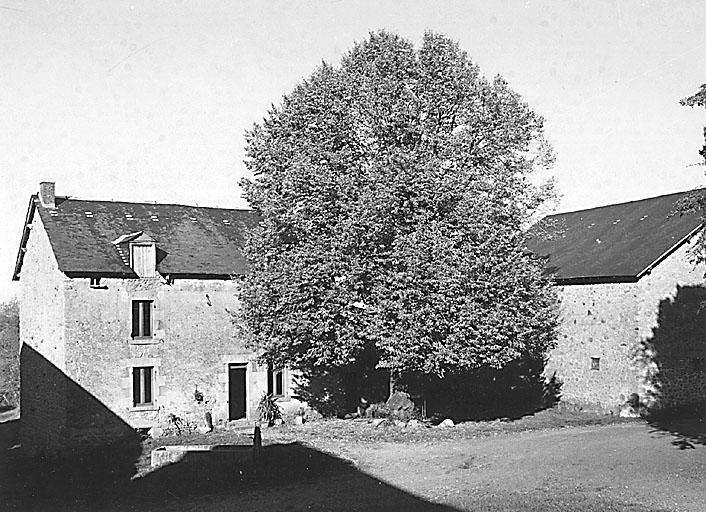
[13, 195, 260, 280]
[526, 191, 703, 284]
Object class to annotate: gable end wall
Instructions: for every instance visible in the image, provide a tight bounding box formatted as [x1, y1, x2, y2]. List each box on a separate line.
[18, 210, 70, 455]
[548, 240, 706, 412]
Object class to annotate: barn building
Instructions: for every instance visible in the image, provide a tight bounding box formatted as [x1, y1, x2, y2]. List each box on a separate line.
[528, 191, 706, 412]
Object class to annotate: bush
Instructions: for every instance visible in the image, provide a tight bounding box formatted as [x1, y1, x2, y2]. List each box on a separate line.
[257, 393, 283, 426]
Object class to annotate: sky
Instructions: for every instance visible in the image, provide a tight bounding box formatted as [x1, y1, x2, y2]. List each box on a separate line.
[1, 0, 706, 302]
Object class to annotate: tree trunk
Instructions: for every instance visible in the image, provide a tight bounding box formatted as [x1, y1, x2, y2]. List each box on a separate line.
[388, 370, 397, 399]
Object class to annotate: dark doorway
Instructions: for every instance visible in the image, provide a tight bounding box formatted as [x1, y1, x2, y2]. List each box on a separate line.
[228, 363, 247, 420]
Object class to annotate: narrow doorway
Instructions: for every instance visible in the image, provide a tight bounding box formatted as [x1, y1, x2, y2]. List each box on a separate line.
[228, 363, 247, 420]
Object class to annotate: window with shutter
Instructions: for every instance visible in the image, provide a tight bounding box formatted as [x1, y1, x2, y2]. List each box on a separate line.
[131, 300, 152, 338]
[132, 366, 154, 406]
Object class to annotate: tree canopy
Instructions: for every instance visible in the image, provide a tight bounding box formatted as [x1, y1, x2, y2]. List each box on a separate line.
[676, 85, 706, 265]
[239, 31, 558, 383]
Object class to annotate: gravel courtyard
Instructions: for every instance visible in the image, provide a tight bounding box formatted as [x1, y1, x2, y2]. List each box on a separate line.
[3, 412, 706, 511]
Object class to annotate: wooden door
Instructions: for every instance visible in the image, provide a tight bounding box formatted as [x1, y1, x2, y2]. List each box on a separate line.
[228, 363, 247, 420]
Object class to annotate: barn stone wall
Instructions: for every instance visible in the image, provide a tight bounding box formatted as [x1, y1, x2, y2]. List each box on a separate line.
[548, 240, 706, 412]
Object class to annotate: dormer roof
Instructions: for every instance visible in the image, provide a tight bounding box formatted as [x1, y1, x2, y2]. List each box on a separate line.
[112, 231, 153, 245]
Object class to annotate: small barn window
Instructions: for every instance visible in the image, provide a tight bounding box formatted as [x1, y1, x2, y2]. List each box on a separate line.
[131, 300, 153, 338]
[590, 357, 601, 371]
[89, 277, 103, 288]
[132, 366, 154, 406]
[267, 366, 285, 397]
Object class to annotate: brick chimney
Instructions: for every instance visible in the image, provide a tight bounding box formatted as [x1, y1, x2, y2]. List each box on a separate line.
[39, 181, 55, 209]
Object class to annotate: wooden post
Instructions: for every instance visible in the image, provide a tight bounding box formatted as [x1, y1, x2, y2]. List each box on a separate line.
[252, 425, 262, 472]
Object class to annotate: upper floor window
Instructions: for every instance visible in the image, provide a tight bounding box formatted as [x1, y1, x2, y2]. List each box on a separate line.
[132, 300, 153, 338]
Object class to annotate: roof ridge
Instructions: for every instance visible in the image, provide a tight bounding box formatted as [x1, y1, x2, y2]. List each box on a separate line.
[52, 196, 254, 212]
[549, 189, 698, 218]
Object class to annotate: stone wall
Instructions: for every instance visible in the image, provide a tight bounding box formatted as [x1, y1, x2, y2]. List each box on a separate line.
[547, 281, 641, 412]
[18, 212, 70, 455]
[19, 208, 302, 453]
[63, 275, 301, 433]
[635, 240, 706, 408]
[548, 240, 706, 412]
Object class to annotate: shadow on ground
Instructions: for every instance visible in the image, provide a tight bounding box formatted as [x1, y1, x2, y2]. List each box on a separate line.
[3, 345, 460, 511]
[647, 405, 706, 450]
[2, 438, 460, 511]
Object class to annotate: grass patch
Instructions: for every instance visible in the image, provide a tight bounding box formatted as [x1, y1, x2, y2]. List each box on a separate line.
[135, 407, 635, 472]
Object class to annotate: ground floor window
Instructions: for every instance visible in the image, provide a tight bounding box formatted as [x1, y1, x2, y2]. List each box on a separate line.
[267, 366, 285, 397]
[133, 366, 154, 406]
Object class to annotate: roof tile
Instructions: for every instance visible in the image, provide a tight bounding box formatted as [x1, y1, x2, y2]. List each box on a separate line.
[29, 196, 259, 278]
[526, 191, 702, 283]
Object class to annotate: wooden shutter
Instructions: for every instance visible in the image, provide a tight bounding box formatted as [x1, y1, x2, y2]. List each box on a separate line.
[131, 244, 156, 277]
[142, 302, 151, 337]
[131, 301, 140, 337]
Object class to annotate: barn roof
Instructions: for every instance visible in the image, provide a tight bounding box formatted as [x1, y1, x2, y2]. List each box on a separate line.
[526, 191, 703, 284]
[13, 195, 260, 280]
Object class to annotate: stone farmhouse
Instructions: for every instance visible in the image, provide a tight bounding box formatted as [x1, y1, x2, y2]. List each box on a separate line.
[528, 191, 706, 413]
[14, 182, 299, 456]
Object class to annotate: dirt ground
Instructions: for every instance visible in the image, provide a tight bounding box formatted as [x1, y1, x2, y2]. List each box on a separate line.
[3, 411, 706, 511]
[348, 422, 706, 511]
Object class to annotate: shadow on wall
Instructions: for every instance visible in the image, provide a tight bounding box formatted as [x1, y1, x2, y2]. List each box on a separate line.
[633, 285, 706, 411]
[9, 343, 142, 502]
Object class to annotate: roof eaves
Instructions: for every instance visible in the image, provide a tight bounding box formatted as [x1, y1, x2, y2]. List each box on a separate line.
[164, 272, 242, 280]
[635, 224, 703, 280]
[554, 275, 640, 286]
[64, 270, 138, 279]
[13, 195, 37, 281]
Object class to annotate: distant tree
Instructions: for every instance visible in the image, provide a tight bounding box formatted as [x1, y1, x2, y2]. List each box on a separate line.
[239, 31, 558, 400]
[0, 299, 19, 407]
[677, 85, 706, 265]
[680, 84, 706, 163]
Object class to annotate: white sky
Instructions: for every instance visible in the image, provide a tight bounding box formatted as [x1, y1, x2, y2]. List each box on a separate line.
[2, 0, 706, 302]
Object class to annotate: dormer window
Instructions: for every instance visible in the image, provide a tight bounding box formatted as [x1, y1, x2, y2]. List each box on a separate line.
[130, 243, 156, 278]
[113, 231, 157, 278]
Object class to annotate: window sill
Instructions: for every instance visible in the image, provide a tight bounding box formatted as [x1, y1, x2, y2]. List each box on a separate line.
[129, 337, 159, 345]
[89, 285, 108, 290]
[130, 404, 158, 412]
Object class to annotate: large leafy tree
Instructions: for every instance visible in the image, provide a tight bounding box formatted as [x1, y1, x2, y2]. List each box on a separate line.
[240, 31, 558, 390]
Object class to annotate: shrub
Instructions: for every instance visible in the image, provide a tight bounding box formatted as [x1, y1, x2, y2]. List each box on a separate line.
[257, 393, 283, 426]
